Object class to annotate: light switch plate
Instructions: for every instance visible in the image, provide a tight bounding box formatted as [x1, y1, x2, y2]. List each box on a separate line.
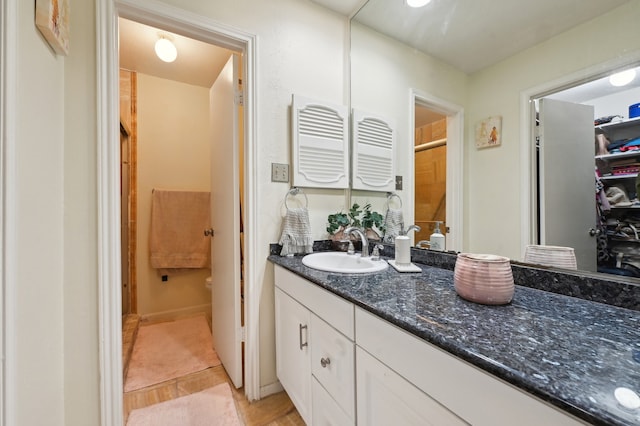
[395, 175, 403, 190]
[271, 163, 289, 182]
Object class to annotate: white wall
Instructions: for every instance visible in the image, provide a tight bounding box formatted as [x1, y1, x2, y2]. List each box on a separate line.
[466, 0, 640, 260]
[12, 1, 66, 425]
[136, 73, 212, 318]
[63, 0, 100, 423]
[586, 87, 640, 119]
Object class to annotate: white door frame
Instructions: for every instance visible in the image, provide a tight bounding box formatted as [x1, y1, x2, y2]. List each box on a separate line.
[410, 89, 464, 252]
[96, 1, 259, 424]
[0, 0, 17, 424]
[519, 53, 640, 259]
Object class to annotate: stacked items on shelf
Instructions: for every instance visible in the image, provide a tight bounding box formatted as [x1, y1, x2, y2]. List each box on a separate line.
[595, 116, 640, 276]
[605, 137, 640, 155]
[602, 157, 640, 177]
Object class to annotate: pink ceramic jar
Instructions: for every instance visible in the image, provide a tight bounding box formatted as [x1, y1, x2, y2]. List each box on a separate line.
[453, 253, 514, 305]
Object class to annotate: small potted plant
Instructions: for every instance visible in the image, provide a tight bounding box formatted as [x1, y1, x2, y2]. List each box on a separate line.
[361, 205, 385, 241]
[326, 203, 385, 250]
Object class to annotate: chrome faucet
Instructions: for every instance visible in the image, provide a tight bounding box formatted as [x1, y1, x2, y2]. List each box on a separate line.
[344, 226, 369, 257]
[416, 240, 430, 249]
[402, 224, 421, 235]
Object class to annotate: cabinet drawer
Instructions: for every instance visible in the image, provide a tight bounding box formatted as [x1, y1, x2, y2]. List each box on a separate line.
[275, 265, 354, 339]
[311, 313, 355, 418]
[312, 377, 354, 426]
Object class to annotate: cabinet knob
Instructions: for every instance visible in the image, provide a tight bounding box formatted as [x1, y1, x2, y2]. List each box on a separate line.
[588, 228, 600, 237]
[320, 357, 331, 368]
[204, 228, 215, 237]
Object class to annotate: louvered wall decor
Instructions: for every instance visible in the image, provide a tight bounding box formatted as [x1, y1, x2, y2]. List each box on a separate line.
[352, 109, 395, 191]
[292, 95, 349, 189]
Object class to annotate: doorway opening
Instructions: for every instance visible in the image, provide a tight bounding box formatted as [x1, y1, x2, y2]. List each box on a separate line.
[529, 63, 640, 277]
[117, 16, 246, 418]
[410, 91, 464, 252]
[414, 104, 447, 243]
[99, 2, 260, 422]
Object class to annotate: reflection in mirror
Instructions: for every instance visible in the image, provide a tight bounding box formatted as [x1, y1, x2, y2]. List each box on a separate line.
[414, 104, 446, 244]
[351, 0, 640, 282]
[534, 66, 640, 277]
[349, 17, 466, 251]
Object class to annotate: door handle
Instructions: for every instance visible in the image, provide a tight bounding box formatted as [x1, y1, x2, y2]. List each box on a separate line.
[299, 324, 308, 350]
[204, 228, 215, 237]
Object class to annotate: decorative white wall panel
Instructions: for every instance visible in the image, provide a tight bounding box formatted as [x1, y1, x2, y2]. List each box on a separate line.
[352, 109, 395, 191]
[292, 95, 349, 188]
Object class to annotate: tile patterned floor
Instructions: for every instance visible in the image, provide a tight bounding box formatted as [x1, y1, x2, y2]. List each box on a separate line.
[123, 314, 303, 425]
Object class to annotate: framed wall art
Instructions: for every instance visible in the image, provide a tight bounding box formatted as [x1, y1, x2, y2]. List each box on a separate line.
[475, 116, 502, 149]
[35, 0, 70, 55]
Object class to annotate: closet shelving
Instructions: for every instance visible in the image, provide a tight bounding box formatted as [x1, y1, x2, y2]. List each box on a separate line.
[596, 117, 640, 207]
[596, 116, 640, 274]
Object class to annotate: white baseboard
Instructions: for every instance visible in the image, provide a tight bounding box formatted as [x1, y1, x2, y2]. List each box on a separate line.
[260, 380, 284, 399]
[139, 304, 211, 323]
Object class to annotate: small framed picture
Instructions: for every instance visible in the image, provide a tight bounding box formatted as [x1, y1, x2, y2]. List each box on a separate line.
[475, 116, 502, 149]
[35, 0, 70, 55]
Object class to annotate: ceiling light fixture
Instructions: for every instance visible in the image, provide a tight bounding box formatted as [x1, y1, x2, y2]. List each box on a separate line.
[406, 0, 432, 7]
[609, 69, 636, 87]
[155, 36, 177, 63]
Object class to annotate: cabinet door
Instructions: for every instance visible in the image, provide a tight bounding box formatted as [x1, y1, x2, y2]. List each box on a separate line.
[311, 314, 355, 419]
[356, 347, 468, 426]
[312, 377, 354, 426]
[275, 288, 312, 424]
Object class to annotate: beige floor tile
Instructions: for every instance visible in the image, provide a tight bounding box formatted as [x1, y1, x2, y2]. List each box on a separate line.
[176, 366, 229, 397]
[122, 314, 302, 425]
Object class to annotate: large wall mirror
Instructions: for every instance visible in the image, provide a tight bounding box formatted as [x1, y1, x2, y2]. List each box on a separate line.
[349, 0, 640, 281]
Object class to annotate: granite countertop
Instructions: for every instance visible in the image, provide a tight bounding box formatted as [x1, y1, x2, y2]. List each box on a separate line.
[269, 253, 640, 426]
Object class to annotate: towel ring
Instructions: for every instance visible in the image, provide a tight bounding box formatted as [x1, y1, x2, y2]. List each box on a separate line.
[386, 192, 402, 209]
[285, 187, 309, 210]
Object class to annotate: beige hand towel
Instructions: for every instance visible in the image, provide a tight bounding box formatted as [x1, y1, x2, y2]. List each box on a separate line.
[150, 190, 211, 270]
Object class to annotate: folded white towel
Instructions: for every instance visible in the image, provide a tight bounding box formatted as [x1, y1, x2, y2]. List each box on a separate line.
[383, 208, 404, 244]
[279, 207, 314, 256]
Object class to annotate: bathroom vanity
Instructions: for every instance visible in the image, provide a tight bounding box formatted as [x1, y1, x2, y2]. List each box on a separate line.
[269, 251, 640, 425]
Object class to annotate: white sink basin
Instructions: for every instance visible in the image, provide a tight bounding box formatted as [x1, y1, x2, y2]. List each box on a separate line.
[302, 251, 388, 274]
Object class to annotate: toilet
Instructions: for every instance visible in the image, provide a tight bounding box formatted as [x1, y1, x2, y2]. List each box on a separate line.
[205, 276, 212, 291]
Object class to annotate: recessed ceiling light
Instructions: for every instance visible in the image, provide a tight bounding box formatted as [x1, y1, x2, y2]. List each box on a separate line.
[609, 69, 636, 87]
[406, 0, 432, 8]
[155, 37, 177, 63]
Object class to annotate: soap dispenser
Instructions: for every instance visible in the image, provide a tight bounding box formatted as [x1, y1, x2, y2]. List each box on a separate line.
[395, 225, 420, 265]
[430, 221, 445, 252]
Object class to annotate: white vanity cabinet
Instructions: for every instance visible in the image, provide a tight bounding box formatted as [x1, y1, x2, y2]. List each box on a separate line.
[274, 266, 355, 425]
[274, 265, 587, 425]
[355, 307, 586, 426]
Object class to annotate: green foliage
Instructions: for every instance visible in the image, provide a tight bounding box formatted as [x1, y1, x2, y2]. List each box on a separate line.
[362, 208, 385, 232]
[326, 202, 386, 235]
[326, 212, 350, 234]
